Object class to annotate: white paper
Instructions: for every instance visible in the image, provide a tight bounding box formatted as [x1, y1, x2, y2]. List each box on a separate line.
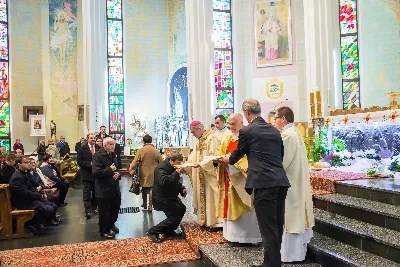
[228, 164, 241, 176]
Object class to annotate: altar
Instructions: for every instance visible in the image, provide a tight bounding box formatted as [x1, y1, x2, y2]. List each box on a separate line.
[308, 93, 400, 195]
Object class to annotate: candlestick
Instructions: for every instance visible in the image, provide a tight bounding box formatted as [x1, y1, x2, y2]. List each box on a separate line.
[311, 104, 315, 119]
[316, 88, 321, 104]
[317, 103, 322, 118]
[310, 91, 315, 104]
[308, 126, 314, 137]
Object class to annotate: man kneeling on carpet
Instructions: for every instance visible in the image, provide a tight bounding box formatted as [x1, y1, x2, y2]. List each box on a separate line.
[147, 150, 188, 243]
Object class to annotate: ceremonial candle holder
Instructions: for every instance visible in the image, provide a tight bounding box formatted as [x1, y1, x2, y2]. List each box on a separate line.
[385, 92, 400, 110]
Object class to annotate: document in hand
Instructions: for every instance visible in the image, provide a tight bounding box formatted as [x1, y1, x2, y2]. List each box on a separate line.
[199, 156, 223, 166]
[227, 164, 241, 176]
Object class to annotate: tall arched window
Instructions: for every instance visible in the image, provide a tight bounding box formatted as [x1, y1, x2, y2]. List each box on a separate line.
[213, 0, 234, 119]
[339, 0, 360, 110]
[0, 0, 10, 151]
[107, 0, 125, 145]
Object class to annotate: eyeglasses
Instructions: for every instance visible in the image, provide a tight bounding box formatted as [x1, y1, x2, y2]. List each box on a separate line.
[274, 116, 282, 121]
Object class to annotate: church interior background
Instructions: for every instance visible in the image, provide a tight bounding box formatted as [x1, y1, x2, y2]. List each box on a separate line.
[0, 0, 399, 266]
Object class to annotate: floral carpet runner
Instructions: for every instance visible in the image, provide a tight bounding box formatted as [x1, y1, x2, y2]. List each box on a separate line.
[0, 221, 225, 267]
[310, 169, 370, 195]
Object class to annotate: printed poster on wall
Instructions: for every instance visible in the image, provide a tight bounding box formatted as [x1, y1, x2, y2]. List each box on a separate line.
[255, 0, 293, 67]
[30, 115, 46, 136]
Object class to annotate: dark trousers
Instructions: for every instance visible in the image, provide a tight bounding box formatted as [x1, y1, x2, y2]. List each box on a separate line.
[98, 196, 121, 233]
[83, 181, 97, 213]
[29, 201, 55, 226]
[253, 187, 288, 267]
[148, 200, 186, 235]
[53, 181, 68, 204]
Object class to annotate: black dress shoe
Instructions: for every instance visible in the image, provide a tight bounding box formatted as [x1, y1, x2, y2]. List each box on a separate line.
[250, 265, 263, 267]
[86, 212, 92, 219]
[207, 227, 222, 232]
[27, 225, 41, 235]
[147, 232, 163, 243]
[164, 231, 186, 240]
[45, 219, 59, 226]
[100, 231, 115, 239]
[111, 225, 119, 233]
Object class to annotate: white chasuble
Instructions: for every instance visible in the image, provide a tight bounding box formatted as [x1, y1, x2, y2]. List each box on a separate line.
[280, 124, 315, 262]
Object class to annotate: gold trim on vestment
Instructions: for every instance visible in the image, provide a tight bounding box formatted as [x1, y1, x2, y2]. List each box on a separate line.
[196, 129, 213, 226]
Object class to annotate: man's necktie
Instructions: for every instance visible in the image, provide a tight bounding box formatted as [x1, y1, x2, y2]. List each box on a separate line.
[91, 146, 94, 155]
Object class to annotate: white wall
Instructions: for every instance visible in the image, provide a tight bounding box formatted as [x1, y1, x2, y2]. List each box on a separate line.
[124, 0, 170, 139]
[358, 0, 400, 108]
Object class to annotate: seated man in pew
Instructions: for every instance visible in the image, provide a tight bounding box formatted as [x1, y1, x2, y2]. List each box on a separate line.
[40, 155, 69, 206]
[9, 157, 58, 235]
[0, 153, 16, 184]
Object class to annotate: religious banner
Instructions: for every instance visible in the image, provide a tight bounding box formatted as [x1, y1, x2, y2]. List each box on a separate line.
[255, 0, 292, 67]
[49, 0, 78, 140]
[30, 115, 46, 136]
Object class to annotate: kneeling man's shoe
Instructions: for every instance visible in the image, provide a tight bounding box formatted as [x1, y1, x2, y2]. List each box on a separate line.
[111, 225, 120, 233]
[100, 231, 115, 239]
[164, 231, 185, 240]
[147, 232, 163, 243]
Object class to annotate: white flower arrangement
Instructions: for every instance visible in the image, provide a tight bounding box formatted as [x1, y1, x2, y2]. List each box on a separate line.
[352, 150, 366, 158]
[333, 150, 352, 159]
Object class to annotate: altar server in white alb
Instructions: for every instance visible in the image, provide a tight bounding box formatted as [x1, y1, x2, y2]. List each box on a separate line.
[274, 106, 315, 263]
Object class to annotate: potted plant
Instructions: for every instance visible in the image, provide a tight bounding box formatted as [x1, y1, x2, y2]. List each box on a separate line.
[388, 156, 400, 184]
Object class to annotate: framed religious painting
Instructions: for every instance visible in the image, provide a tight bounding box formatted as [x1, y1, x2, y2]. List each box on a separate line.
[77, 105, 84, 121]
[23, 106, 43, 122]
[255, 0, 293, 67]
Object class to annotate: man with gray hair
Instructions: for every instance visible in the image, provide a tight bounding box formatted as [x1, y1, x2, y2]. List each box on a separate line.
[223, 99, 290, 267]
[183, 120, 222, 231]
[147, 150, 187, 243]
[92, 137, 121, 239]
[205, 113, 262, 244]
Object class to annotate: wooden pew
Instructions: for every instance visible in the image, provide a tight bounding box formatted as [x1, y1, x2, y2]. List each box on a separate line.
[0, 184, 35, 239]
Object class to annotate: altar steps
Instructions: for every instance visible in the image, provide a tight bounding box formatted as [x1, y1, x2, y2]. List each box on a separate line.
[309, 178, 400, 266]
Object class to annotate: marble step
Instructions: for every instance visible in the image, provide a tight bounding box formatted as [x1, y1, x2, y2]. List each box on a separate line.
[336, 178, 400, 205]
[308, 232, 399, 267]
[314, 193, 400, 231]
[199, 243, 322, 267]
[314, 208, 400, 263]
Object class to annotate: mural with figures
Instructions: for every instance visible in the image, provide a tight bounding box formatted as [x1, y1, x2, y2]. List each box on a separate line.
[49, 0, 78, 141]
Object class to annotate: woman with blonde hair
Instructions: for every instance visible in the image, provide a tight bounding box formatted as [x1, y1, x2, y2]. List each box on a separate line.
[129, 134, 162, 212]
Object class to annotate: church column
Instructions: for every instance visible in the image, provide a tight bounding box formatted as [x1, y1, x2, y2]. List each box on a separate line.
[185, 0, 214, 127]
[303, 0, 337, 118]
[82, 0, 108, 133]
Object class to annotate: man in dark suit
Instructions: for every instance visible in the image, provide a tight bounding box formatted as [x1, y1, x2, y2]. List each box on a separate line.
[92, 137, 121, 239]
[147, 150, 187, 243]
[77, 133, 98, 219]
[75, 137, 86, 153]
[9, 157, 57, 235]
[223, 99, 290, 267]
[58, 136, 71, 158]
[0, 153, 16, 184]
[114, 141, 122, 170]
[99, 126, 110, 140]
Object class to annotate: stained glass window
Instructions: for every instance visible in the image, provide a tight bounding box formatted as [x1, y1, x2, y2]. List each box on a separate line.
[213, 0, 233, 118]
[339, 0, 360, 110]
[107, 0, 124, 145]
[0, 0, 9, 151]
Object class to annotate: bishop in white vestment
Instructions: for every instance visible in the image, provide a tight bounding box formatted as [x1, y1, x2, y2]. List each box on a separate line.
[274, 107, 315, 262]
[184, 121, 223, 228]
[204, 114, 261, 243]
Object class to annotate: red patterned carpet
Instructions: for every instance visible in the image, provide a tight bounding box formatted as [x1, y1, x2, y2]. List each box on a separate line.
[310, 170, 373, 195]
[181, 221, 226, 254]
[0, 221, 225, 267]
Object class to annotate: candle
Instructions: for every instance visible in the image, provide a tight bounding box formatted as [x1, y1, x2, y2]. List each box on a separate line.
[310, 91, 315, 104]
[316, 88, 321, 104]
[311, 104, 315, 119]
[317, 104, 322, 118]
[308, 126, 314, 137]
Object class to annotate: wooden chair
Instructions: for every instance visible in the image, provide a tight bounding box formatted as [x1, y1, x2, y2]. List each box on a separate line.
[0, 184, 35, 240]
